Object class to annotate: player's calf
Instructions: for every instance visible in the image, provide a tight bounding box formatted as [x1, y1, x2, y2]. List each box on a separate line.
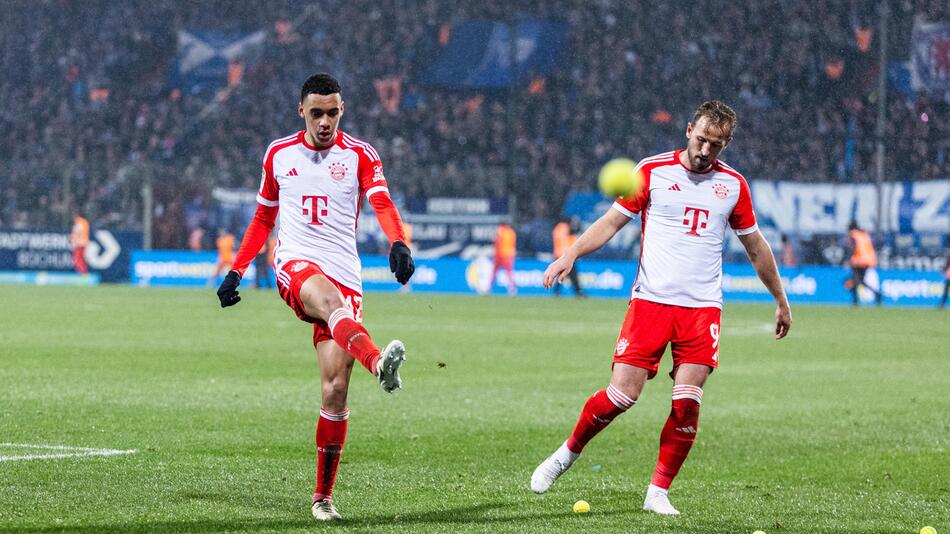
[651, 385, 702, 491]
[568, 384, 635, 453]
[327, 307, 382, 373]
[314, 408, 349, 507]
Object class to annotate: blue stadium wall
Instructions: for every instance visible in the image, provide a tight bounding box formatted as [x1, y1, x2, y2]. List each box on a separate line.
[131, 252, 946, 307]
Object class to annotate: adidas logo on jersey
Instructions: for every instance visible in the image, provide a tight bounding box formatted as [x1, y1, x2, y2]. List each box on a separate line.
[288, 168, 299, 176]
[668, 184, 682, 191]
[675, 426, 697, 434]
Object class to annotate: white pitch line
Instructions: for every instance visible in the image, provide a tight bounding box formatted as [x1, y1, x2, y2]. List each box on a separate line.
[0, 443, 137, 462]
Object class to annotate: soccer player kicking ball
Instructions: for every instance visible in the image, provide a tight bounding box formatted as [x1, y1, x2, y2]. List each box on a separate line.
[531, 101, 792, 515]
[216, 73, 415, 522]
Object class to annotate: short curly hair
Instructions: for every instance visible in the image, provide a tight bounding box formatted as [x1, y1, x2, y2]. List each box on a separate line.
[692, 100, 737, 139]
[300, 73, 342, 103]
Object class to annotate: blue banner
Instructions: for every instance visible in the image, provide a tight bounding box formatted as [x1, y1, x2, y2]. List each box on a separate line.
[911, 22, 950, 95]
[425, 20, 567, 89]
[562, 179, 950, 265]
[173, 30, 264, 94]
[130, 250, 274, 287]
[365, 256, 950, 307]
[131, 251, 947, 307]
[0, 229, 141, 283]
[566, 179, 950, 236]
[0, 271, 99, 286]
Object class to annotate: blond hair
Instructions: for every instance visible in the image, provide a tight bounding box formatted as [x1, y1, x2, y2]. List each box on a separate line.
[692, 100, 737, 139]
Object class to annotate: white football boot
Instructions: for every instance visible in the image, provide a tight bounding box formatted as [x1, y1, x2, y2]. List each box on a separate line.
[311, 498, 342, 521]
[530, 442, 579, 493]
[642, 484, 680, 515]
[377, 340, 406, 393]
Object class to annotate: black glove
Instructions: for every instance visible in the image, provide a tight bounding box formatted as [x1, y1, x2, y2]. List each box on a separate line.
[216, 270, 242, 307]
[389, 240, 414, 285]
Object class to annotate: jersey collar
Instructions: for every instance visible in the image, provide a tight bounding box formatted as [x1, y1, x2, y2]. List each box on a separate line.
[300, 130, 343, 151]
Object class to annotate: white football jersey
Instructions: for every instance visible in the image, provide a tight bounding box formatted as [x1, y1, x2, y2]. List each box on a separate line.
[612, 150, 758, 308]
[256, 130, 390, 292]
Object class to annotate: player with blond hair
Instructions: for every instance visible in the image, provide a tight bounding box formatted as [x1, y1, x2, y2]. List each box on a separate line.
[531, 101, 792, 515]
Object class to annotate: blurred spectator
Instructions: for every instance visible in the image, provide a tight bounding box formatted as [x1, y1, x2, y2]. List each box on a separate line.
[211, 227, 235, 285]
[780, 233, 798, 269]
[847, 221, 882, 306]
[491, 222, 517, 294]
[70, 212, 90, 274]
[940, 233, 950, 309]
[552, 216, 585, 297]
[1, 0, 947, 246]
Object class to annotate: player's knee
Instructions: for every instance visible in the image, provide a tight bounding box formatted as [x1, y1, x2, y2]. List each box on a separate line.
[607, 385, 640, 405]
[608, 377, 645, 402]
[321, 378, 349, 408]
[321, 293, 346, 314]
[306, 292, 345, 318]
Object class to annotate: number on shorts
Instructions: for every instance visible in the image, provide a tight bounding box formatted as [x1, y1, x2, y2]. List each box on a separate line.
[344, 295, 363, 322]
[709, 323, 720, 349]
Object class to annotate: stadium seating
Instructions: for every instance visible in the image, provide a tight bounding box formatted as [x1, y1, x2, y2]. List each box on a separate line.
[1, 0, 947, 248]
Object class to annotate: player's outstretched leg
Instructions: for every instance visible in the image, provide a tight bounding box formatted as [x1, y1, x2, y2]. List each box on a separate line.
[377, 339, 406, 393]
[531, 384, 635, 493]
[327, 307, 383, 373]
[643, 384, 703, 515]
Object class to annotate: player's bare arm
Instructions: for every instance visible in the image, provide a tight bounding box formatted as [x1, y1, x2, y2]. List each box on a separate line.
[738, 230, 792, 339]
[543, 208, 629, 288]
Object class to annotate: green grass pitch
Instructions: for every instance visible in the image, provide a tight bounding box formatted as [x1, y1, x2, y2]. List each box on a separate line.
[1, 285, 947, 533]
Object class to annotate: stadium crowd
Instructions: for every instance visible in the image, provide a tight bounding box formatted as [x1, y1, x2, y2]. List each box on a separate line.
[1, 0, 948, 248]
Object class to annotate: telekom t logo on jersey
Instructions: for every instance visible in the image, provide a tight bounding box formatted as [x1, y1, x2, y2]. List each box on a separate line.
[302, 195, 329, 225]
[683, 206, 710, 236]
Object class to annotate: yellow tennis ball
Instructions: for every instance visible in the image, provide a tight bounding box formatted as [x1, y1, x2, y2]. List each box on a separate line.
[572, 500, 590, 514]
[752, 531, 766, 534]
[598, 158, 643, 198]
[920, 527, 937, 534]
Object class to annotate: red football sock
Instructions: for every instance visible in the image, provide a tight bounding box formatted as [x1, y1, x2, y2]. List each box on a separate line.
[328, 307, 381, 374]
[566, 384, 636, 454]
[651, 385, 703, 490]
[313, 408, 349, 503]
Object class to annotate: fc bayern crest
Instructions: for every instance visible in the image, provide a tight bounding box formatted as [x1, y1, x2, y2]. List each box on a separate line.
[329, 161, 348, 181]
[713, 183, 729, 199]
[615, 337, 629, 355]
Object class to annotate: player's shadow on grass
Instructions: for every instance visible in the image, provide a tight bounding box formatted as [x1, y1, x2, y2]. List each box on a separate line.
[344, 501, 631, 527]
[0, 502, 633, 532]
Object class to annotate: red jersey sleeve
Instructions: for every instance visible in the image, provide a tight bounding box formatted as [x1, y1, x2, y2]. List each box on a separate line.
[356, 143, 388, 194]
[257, 148, 280, 207]
[354, 142, 407, 244]
[231, 204, 278, 276]
[611, 163, 652, 218]
[729, 175, 758, 235]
